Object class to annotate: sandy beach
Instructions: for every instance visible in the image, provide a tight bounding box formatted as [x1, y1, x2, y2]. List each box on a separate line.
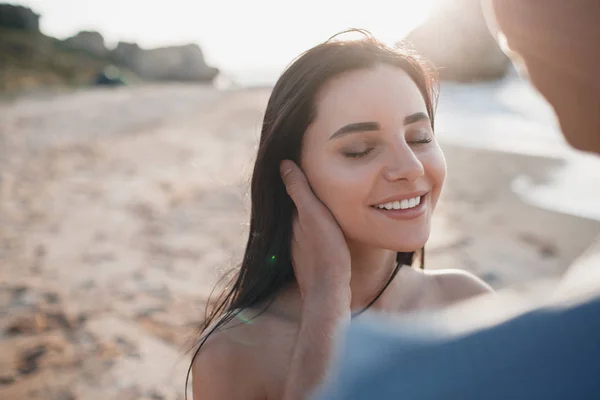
[1, 84, 599, 400]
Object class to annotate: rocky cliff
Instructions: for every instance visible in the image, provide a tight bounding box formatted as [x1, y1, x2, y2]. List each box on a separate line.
[0, 3, 219, 93]
[404, 0, 511, 82]
[113, 42, 218, 82]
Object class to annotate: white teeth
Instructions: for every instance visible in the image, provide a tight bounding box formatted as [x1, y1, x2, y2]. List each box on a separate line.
[375, 196, 422, 210]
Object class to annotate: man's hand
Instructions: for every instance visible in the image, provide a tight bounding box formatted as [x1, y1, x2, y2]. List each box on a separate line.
[280, 160, 352, 301]
[280, 160, 352, 400]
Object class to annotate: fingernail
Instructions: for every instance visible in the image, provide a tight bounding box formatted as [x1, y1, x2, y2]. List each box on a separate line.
[280, 161, 292, 178]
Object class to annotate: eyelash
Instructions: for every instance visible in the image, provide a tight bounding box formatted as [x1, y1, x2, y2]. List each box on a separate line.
[342, 138, 432, 159]
[414, 138, 433, 144]
[343, 148, 373, 158]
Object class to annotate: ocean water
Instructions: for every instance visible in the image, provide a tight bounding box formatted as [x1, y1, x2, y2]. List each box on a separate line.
[228, 70, 600, 222]
[437, 77, 600, 222]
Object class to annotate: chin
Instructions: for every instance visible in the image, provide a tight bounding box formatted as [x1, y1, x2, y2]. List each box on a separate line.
[393, 226, 430, 251]
[355, 230, 430, 253]
[564, 130, 600, 154]
[390, 240, 428, 253]
[557, 104, 600, 154]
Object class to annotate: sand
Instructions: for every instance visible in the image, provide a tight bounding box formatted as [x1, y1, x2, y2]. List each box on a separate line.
[1, 84, 599, 400]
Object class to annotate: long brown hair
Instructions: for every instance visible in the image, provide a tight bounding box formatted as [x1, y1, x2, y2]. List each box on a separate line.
[186, 29, 438, 396]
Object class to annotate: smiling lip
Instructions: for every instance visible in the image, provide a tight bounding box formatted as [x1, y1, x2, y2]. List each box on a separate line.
[370, 193, 428, 220]
[370, 191, 428, 206]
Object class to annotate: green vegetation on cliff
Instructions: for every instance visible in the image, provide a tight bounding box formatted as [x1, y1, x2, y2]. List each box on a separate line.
[0, 28, 126, 92]
[0, 3, 133, 93]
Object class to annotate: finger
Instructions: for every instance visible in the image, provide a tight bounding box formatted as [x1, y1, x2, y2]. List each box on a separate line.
[290, 213, 301, 245]
[290, 218, 304, 272]
[292, 212, 303, 238]
[290, 212, 301, 243]
[280, 160, 315, 212]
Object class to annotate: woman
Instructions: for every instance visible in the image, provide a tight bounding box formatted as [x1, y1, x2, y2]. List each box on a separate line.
[189, 30, 493, 400]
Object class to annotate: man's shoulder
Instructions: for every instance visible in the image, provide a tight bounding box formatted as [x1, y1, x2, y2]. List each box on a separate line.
[316, 287, 600, 400]
[556, 236, 600, 299]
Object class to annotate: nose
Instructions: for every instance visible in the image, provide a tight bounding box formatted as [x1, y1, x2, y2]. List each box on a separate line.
[382, 142, 425, 183]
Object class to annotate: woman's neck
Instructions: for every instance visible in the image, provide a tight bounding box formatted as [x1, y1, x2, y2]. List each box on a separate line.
[347, 244, 399, 312]
[268, 246, 401, 322]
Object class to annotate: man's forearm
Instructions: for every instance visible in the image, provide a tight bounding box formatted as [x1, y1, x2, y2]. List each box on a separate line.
[283, 291, 351, 400]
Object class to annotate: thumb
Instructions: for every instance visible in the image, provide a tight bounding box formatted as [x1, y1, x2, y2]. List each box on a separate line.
[280, 160, 312, 211]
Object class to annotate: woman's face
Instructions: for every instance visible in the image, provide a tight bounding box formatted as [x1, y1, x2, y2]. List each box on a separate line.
[301, 64, 446, 252]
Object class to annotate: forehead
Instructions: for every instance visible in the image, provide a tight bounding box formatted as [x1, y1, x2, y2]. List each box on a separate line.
[312, 64, 428, 131]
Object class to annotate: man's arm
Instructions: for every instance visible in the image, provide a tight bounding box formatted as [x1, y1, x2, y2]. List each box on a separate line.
[284, 291, 350, 400]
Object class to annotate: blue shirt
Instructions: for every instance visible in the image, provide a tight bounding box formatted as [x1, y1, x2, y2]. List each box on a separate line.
[314, 293, 600, 400]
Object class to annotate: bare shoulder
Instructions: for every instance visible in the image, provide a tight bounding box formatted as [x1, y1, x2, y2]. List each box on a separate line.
[191, 311, 270, 399]
[425, 268, 494, 304]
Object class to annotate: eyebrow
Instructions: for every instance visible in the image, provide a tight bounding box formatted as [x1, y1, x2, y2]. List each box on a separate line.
[329, 112, 430, 140]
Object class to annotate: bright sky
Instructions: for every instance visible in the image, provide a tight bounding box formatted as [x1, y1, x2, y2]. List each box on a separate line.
[13, 0, 435, 73]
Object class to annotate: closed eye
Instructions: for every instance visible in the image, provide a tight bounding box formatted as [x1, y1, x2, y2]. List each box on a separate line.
[343, 148, 374, 158]
[411, 137, 433, 144]
[407, 128, 433, 145]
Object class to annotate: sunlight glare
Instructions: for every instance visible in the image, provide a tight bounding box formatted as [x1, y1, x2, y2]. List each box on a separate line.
[14, 0, 437, 71]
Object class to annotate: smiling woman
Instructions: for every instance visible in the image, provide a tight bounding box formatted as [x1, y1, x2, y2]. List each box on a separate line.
[188, 30, 492, 400]
[301, 63, 445, 257]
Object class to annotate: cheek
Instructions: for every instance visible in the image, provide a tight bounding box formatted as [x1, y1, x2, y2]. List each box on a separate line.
[302, 156, 373, 219]
[422, 145, 447, 207]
